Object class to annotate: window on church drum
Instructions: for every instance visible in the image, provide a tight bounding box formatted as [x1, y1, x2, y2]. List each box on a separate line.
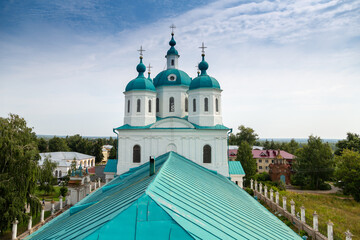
[169, 97, 175, 112]
[204, 98, 209, 112]
[215, 98, 219, 112]
[137, 99, 141, 112]
[148, 100, 151, 113]
[133, 145, 141, 163]
[171, 59, 174, 66]
[193, 99, 196, 112]
[156, 98, 159, 112]
[127, 100, 130, 113]
[203, 145, 211, 163]
[185, 97, 188, 112]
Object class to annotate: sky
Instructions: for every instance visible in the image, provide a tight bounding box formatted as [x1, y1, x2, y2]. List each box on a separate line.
[0, 0, 359, 139]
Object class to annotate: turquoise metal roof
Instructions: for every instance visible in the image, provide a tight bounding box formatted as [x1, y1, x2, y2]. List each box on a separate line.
[125, 57, 156, 92]
[189, 55, 221, 90]
[147, 152, 301, 240]
[228, 161, 245, 175]
[114, 117, 230, 131]
[104, 159, 118, 173]
[27, 152, 301, 240]
[166, 34, 179, 56]
[25, 155, 168, 240]
[153, 69, 191, 87]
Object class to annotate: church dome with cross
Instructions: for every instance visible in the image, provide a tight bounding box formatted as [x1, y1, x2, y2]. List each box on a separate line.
[153, 32, 191, 88]
[125, 54, 156, 92]
[189, 53, 221, 90]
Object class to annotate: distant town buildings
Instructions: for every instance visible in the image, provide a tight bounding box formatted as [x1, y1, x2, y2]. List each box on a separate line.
[39, 152, 95, 178]
[229, 146, 295, 173]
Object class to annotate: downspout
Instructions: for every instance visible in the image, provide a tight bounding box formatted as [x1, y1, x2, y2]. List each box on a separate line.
[227, 128, 233, 162]
[112, 128, 119, 161]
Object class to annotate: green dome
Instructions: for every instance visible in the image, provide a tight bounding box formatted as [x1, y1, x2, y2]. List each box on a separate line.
[189, 55, 220, 90]
[125, 57, 156, 92]
[166, 34, 179, 56]
[153, 69, 191, 88]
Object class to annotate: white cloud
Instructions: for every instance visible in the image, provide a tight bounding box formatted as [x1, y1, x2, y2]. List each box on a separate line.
[0, 0, 359, 138]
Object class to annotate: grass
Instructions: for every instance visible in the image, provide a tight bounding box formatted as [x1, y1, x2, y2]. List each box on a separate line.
[34, 186, 65, 201]
[277, 191, 360, 240]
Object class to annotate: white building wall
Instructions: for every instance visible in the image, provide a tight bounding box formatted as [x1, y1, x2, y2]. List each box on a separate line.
[156, 86, 188, 118]
[124, 91, 156, 126]
[188, 88, 222, 126]
[116, 128, 229, 177]
[166, 55, 179, 69]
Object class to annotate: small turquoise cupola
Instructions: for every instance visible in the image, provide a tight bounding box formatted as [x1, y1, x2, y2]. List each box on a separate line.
[125, 47, 155, 92]
[166, 24, 180, 69]
[147, 63, 153, 83]
[189, 43, 221, 90]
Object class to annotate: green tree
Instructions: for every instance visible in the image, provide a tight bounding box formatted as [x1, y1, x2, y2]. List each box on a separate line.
[0, 114, 41, 232]
[38, 156, 58, 195]
[293, 135, 334, 189]
[287, 139, 299, 154]
[48, 136, 70, 152]
[335, 133, 360, 155]
[37, 138, 48, 152]
[93, 139, 104, 164]
[233, 125, 259, 146]
[235, 141, 257, 186]
[109, 145, 117, 159]
[335, 149, 360, 201]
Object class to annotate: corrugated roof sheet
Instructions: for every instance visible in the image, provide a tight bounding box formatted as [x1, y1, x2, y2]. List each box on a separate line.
[27, 152, 301, 240]
[147, 152, 301, 240]
[104, 159, 117, 173]
[228, 161, 245, 175]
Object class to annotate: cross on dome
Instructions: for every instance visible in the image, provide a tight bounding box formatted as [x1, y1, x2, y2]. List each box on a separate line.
[137, 46, 145, 57]
[147, 63, 153, 73]
[170, 24, 176, 35]
[199, 42, 207, 55]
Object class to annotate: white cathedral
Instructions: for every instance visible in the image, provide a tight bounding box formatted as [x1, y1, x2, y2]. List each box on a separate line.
[109, 30, 241, 183]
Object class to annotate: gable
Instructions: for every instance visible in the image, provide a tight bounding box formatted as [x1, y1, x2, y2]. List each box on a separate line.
[150, 118, 195, 129]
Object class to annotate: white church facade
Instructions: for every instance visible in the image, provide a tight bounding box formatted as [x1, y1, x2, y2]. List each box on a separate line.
[111, 31, 242, 183]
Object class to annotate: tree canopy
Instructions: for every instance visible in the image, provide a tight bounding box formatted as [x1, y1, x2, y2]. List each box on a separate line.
[38, 156, 58, 195]
[335, 149, 360, 202]
[48, 136, 70, 152]
[229, 125, 259, 146]
[235, 141, 257, 186]
[335, 132, 360, 155]
[292, 135, 334, 189]
[0, 114, 41, 231]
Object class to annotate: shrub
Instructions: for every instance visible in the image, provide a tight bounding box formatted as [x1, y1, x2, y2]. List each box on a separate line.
[244, 188, 254, 196]
[318, 182, 331, 190]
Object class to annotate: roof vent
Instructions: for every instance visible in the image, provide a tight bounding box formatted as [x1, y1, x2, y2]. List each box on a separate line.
[149, 156, 155, 176]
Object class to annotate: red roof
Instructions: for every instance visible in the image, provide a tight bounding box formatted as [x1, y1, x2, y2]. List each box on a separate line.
[228, 149, 295, 160]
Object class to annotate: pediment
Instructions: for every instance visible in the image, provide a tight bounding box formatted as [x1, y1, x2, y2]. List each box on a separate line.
[150, 118, 195, 129]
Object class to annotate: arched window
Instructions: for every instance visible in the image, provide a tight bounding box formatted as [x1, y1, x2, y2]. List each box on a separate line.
[148, 100, 152, 113]
[215, 98, 219, 112]
[59, 170, 62, 178]
[137, 99, 141, 112]
[133, 145, 141, 163]
[127, 100, 130, 113]
[185, 97, 188, 112]
[169, 97, 175, 112]
[156, 98, 159, 112]
[193, 99, 196, 112]
[203, 145, 211, 163]
[204, 98, 209, 112]
[171, 59, 174, 66]
[55, 170, 58, 178]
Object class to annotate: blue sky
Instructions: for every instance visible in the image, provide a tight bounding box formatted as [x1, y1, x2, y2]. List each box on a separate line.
[1, 0, 359, 139]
